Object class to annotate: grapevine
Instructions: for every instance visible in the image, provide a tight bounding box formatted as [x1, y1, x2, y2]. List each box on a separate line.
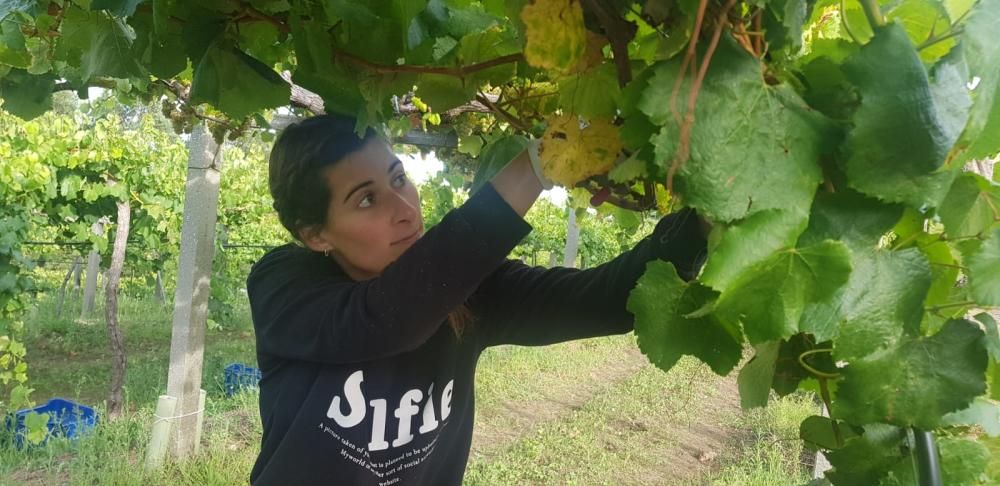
[0, 0, 998, 482]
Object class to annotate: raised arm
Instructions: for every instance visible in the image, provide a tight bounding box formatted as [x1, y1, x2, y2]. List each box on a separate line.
[472, 208, 707, 348]
[248, 153, 543, 365]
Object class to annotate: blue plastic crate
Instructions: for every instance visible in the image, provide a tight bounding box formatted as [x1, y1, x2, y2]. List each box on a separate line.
[5, 398, 98, 449]
[224, 363, 262, 397]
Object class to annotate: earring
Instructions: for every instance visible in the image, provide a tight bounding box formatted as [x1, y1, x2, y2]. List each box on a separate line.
[324, 249, 330, 257]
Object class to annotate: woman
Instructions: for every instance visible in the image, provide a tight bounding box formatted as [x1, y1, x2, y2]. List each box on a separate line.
[247, 114, 706, 485]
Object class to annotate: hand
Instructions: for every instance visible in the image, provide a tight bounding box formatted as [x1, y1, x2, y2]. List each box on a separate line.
[652, 208, 709, 281]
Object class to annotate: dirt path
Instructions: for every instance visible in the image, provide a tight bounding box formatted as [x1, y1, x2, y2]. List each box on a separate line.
[631, 373, 742, 484]
[469, 343, 744, 484]
[470, 344, 650, 460]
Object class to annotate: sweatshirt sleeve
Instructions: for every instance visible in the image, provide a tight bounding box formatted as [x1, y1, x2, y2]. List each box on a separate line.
[472, 208, 706, 348]
[247, 183, 532, 365]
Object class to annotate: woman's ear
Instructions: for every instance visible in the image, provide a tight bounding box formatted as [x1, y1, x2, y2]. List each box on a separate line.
[298, 225, 333, 254]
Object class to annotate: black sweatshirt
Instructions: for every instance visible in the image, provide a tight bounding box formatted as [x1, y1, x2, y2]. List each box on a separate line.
[246, 184, 706, 485]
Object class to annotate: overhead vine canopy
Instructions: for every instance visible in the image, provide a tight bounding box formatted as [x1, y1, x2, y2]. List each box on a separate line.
[2, 0, 1000, 482]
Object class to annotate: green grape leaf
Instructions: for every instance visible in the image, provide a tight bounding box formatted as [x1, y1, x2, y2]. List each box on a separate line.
[977, 312, 1000, 362]
[415, 73, 475, 112]
[626, 260, 744, 375]
[799, 415, 860, 450]
[0, 18, 30, 69]
[927, 34, 973, 141]
[289, 14, 364, 115]
[91, 0, 144, 17]
[618, 65, 655, 118]
[58, 7, 144, 80]
[716, 240, 852, 344]
[773, 333, 837, 396]
[797, 189, 903, 252]
[432, 36, 458, 60]
[939, 173, 1000, 240]
[470, 135, 529, 194]
[918, 234, 960, 329]
[701, 209, 808, 292]
[457, 133, 483, 157]
[841, 24, 964, 207]
[641, 37, 827, 222]
[952, 0, 1000, 164]
[938, 437, 992, 485]
[618, 115, 657, 153]
[943, 0, 975, 20]
[942, 398, 1000, 437]
[558, 63, 620, 119]
[825, 425, 907, 485]
[444, 4, 500, 38]
[457, 27, 519, 86]
[128, 11, 186, 79]
[763, 0, 810, 52]
[967, 229, 1000, 307]
[627, 10, 689, 64]
[831, 248, 932, 361]
[323, 0, 410, 65]
[0, 69, 54, 120]
[607, 151, 648, 184]
[887, 0, 955, 64]
[189, 41, 290, 120]
[737, 340, 779, 409]
[992, 362, 1000, 401]
[834, 319, 988, 429]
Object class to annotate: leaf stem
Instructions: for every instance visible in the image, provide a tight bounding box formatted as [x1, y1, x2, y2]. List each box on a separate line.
[916, 28, 964, 51]
[859, 0, 885, 30]
[840, 0, 861, 43]
[798, 348, 841, 379]
[928, 261, 967, 270]
[818, 378, 843, 447]
[925, 300, 975, 312]
[752, 11, 763, 55]
[891, 231, 921, 250]
[938, 233, 985, 242]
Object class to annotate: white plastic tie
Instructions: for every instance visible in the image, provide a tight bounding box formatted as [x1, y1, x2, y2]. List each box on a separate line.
[152, 407, 205, 425]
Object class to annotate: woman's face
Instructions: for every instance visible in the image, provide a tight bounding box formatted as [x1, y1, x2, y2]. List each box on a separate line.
[300, 138, 424, 281]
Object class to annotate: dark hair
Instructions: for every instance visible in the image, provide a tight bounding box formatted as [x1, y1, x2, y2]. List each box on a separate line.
[268, 114, 378, 240]
[267, 114, 474, 337]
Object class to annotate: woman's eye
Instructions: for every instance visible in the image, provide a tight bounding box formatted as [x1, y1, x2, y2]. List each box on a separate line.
[393, 173, 407, 187]
[358, 194, 374, 208]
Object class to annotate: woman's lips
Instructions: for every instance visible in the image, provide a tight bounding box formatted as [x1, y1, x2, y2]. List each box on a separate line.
[392, 231, 420, 245]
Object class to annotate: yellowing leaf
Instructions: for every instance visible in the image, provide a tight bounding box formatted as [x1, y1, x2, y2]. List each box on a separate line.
[540, 115, 622, 187]
[573, 31, 608, 74]
[521, 0, 587, 75]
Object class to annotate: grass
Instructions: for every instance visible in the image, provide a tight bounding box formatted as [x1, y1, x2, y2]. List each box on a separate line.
[699, 394, 817, 486]
[2, 293, 816, 485]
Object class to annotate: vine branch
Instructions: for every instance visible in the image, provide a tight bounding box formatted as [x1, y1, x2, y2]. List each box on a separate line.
[667, 0, 740, 194]
[475, 93, 531, 132]
[334, 49, 524, 78]
[580, 0, 637, 87]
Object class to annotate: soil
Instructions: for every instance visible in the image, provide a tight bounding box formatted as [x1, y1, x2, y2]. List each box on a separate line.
[468, 345, 744, 484]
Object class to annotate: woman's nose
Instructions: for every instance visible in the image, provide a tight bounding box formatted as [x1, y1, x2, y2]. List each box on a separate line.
[391, 190, 418, 223]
